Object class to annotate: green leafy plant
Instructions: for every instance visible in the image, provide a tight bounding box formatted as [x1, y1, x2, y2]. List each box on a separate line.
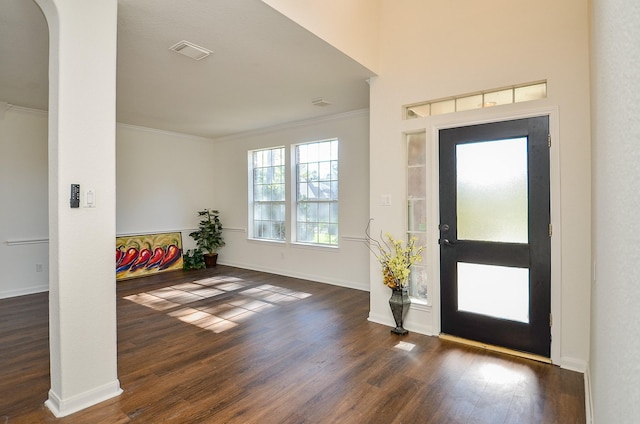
[188, 209, 226, 254]
[183, 248, 206, 270]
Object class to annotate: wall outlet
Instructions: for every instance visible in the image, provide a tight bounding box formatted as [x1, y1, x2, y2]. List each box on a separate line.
[36, 263, 43, 272]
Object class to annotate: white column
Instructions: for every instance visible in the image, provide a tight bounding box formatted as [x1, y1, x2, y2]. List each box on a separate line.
[34, 0, 121, 417]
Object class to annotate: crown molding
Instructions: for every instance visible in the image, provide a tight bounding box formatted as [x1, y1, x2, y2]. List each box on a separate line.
[0, 102, 48, 116]
[211, 108, 370, 143]
[116, 122, 216, 143]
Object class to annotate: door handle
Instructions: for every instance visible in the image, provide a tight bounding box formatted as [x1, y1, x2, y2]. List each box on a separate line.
[441, 238, 455, 246]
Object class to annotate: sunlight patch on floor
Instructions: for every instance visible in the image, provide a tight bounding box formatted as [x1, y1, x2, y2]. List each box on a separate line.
[122, 293, 180, 311]
[123, 276, 312, 334]
[394, 341, 416, 352]
[479, 363, 522, 384]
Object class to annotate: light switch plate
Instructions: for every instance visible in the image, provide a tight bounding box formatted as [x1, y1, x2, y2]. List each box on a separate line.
[84, 189, 96, 208]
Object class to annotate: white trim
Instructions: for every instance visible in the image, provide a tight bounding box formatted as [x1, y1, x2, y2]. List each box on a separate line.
[419, 104, 561, 365]
[368, 311, 395, 331]
[289, 241, 340, 251]
[45, 380, 122, 418]
[585, 365, 594, 423]
[0, 102, 48, 115]
[212, 108, 369, 143]
[0, 284, 49, 299]
[6, 237, 49, 246]
[116, 122, 215, 143]
[219, 260, 369, 292]
[368, 310, 435, 335]
[115, 228, 193, 238]
[560, 356, 588, 373]
[116, 227, 246, 237]
[1, 103, 369, 143]
[341, 235, 367, 243]
[224, 227, 247, 233]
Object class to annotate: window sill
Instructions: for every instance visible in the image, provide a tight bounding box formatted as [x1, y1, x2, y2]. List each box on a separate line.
[290, 242, 339, 252]
[245, 239, 339, 252]
[247, 238, 286, 245]
[409, 298, 431, 312]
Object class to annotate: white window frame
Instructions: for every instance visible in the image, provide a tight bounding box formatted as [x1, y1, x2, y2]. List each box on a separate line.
[248, 146, 286, 242]
[292, 138, 339, 247]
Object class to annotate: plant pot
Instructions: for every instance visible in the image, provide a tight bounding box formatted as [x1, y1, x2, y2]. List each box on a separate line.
[204, 253, 218, 268]
[389, 287, 411, 335]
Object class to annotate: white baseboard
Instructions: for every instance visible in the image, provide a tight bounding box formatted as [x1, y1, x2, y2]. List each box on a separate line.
[368, 306, 435, 337]
[404, 318, 434, 335]
[0, 283, 48, 299]
[585, 365, 594, 423]
[219, 260, 370, 292]
[45, 379, 122, 418]
[560, 356, 588, 373]
[367, 311, 392, 328]
[368, 313, 435, 337]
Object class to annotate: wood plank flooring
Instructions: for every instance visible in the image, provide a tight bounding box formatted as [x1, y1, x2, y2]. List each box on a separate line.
[0, 266, 585, 423]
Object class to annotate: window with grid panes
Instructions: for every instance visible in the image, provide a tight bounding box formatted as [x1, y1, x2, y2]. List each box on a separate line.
[407, 131, 428, 301]
[250, 147, 286, 241]
[295, 139, 339, 246]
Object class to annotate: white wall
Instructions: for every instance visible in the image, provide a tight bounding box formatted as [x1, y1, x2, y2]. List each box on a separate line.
[367, 0, 591, 369]
[0, 116, 219, 299]
[261, 0, 380, 73]
[211, 110, 370, 291]
[116, 124, 216, 248]
[590, 0, 640, 421]
[0, 106, 49, 298]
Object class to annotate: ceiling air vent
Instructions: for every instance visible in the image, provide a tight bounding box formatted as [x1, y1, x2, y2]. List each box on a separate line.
[169, 40, 212, 61]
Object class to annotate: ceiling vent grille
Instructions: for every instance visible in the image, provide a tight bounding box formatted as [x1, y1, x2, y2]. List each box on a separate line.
[169, 40, 212, 61]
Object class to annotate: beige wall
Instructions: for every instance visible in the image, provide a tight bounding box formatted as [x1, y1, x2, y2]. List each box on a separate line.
[0, 106, 48, 298]
[367, 0, 591, 369]
[116, 124, 216, 247]
[265, 0, 591, 368]
[261, 0, 380, 73]
[210, 111, 371, 291]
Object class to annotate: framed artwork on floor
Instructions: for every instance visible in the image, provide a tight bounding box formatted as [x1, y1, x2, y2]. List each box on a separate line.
[116, 231, 183, 281]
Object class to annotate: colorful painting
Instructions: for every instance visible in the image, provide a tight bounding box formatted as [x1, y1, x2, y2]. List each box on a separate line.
[116, 232, 183, 281]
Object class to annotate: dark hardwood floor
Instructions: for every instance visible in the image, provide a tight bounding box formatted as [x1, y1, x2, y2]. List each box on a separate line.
[0, 266, 585, 423]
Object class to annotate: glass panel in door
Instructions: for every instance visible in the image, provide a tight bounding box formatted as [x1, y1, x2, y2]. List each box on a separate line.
[456, 137, 528, 243]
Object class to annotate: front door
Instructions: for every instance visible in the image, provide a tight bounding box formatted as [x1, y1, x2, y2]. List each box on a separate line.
[439, 116, 551, 357]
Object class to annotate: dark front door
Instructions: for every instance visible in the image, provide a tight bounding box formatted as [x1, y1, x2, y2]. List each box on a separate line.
[439, 116, 551, 357]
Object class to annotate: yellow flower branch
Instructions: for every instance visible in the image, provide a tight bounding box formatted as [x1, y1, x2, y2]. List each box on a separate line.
[366, 219, 424, 289]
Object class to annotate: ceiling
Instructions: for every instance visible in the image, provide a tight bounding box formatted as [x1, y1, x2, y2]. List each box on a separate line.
[0, 0, 375, 139]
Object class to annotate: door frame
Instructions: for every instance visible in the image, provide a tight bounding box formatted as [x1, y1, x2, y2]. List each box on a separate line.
[426, 106, 561, 364]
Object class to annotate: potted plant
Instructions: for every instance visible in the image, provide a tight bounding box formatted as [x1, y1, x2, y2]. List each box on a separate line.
[188, 209, 225, 268]
[365, 220, 423, 335]
[183, 248, 206, 270]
